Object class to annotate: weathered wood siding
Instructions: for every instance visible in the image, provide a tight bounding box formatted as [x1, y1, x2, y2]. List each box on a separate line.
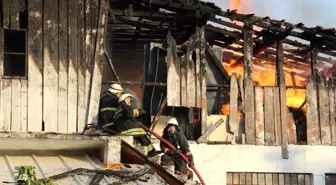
[0, 0, 108, 132]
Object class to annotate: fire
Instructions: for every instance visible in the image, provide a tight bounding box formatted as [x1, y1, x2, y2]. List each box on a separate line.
[221, 104, 244, 116]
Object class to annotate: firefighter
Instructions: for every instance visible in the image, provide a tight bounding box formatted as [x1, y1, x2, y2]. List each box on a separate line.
[160, 118, 194, 181]
[98, 83, 124, 133]
[114, 93, 158, 157]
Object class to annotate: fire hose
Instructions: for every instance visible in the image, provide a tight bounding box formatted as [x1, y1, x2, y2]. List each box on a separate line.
[135, 120, 207, 185]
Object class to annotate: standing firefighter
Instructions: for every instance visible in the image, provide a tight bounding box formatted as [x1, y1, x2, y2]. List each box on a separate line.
[98, 83, 124, 133]
[160, 118, 194, 181]
[114, 93, 158, 157]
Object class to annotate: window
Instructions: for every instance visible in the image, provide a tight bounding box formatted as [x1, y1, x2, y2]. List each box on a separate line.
[227, 172, 312, 185]
[3, 29, 27, 78]
[326, 173, 336, 185]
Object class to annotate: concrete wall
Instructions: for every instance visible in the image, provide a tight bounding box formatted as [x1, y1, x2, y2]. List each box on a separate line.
[153, 143, 336, 185]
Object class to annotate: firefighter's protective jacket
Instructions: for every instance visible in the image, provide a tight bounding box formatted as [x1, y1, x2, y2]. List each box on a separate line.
[98, 91, 119, 128]
[160, 129, 192, 157]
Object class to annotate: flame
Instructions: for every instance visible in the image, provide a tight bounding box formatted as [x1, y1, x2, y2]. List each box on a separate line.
[221, 104, 244, 116]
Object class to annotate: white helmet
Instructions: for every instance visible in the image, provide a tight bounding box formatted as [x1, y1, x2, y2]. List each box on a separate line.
[118, 93, 133, 103]
[165, 118, 178, 129]
[108, 83, 124, 94]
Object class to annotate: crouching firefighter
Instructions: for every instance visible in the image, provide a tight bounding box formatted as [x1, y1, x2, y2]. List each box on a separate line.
[160, 118, 194, 181]
[98, 83, 124, 133]
[114, 93, 158, 157]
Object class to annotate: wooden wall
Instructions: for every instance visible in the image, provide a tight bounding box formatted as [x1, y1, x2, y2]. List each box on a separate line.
[0, 0, 108, 132]
[306, 73, 336, 145]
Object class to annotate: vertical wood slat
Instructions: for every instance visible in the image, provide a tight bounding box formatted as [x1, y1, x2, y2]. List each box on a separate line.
[252, 173, 258, 185]
[186, 40, 196, 107]
[255, 87, 265, 145]
[329, 80, 336, 145]
[43, 0, 59, 131]
[258, 173, 266, 185]
[233, 173, 239, 184]
[77, 0, 86, 132]
[304, 175, 311, 185]
[86, 0, 108, 125]
[27, 0, 43, 131]
[58, 0, 68, 132]
[9, 0, 22, 131]
[243, 20, 255, 145]
[238, 75, 244, 111]
[264, 87, 275, 145]
[229, 73, 239, 141]
[284, 174, 290, 185]
[68, 0, 78, 131]
[180, 54, 187, 107]
[265, 173, 272, 185]
[226, 172, 233, 185]
[239, 172, 246, 184]
[195, 27, 202, 108]
[166, 32, 180, 107]
[246, 173, 252, 185]
[287, 107, 297, 144]
[273, 174, 279, 185]
[279, 174, 285, 185]
[200, 28, 207, 134]
[306, 75, 320, 145]
[273, 87, 282, 146]
[276, 41, 288, 159]
[291, 174, 298, 185]
[0, 1, 12, 131]
[318, 74, 331, 145]
[84, 0, 92, 125]
[298, 174, 305, 185]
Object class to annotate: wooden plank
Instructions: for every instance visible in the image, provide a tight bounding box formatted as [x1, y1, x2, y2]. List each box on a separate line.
[291, 174, 298, 185]
[265, 173, 272, 185]
[68, 0, 78, 132]
[243, 20, 255, 145]
[233, 173, 239, 185]
[196, 118, 224, 143]
[252, 173, 258, 185]
[200, 27, 207, 134]
[287, 107, 297, 144]
[166, 32, 181, 107]
[195, 27, 202, 108]
[298, 174, 305, 185]
[276, 41, 288, 159]
[2, 0, 10, 28]
[9, 0, 21, 131]
[43, 0, 59, 131]
[27, 0, 43, 131]
[226, 172, 233, 185]
[306, 75, 320, 145]
[238, 75, 244, 111]
[180, 54, 187, 107]
[318, 74, 331, 145]
[151, 98, 167, 131]
[304, 175, 311, 185]
[20, 80, 28, 131]
[84, 0, 92, 124]
[246, 173, 252, 185]
[258, 173, 265, 185]
[264, 87, 275, 145]
[229, 73, 239, 142]
[329, 80, 336, 145]
[273, 174, 279, 185]
[273, 87, 282, 145]
[186, 40, 196, 107]
[284, 174, 290, 185]
[77, 0, 86, 132]
[58, 0, 68, 132]
[279, 174, 285, 185]
[255, 87, 265, 145]
[86, 0, 108, 125]
[240, 172, 246, 184]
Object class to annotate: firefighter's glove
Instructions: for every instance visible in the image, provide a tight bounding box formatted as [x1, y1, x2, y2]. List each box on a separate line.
[187, 155, 194, 168]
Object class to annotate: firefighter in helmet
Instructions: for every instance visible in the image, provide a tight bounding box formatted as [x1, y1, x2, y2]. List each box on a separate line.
[114, 93, 158, 157]
[98, 83, 124, 133]
[160, 118, 194, 181]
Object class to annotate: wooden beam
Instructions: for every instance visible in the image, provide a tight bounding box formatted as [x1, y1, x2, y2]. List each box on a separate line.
[243, 20, 256, 145]
[276, 40, 288, 159]
[229, 73, 239, 143]
[200, 27, 208, 134]
[150, 98, 167, 131]
[318, 74, 331, 145]
[205, 43, 230, 83]
[196, 118, 225, 143]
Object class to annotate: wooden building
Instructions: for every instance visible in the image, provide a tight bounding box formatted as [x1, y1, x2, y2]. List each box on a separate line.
[0, 0, 109, 133]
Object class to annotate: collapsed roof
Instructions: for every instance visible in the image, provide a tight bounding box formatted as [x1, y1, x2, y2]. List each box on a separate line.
[108, 0, 336, 83]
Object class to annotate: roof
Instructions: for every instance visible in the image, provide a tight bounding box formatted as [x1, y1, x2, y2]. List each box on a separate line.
[108, 0, 336, 83]
[0, 154, 166, 185]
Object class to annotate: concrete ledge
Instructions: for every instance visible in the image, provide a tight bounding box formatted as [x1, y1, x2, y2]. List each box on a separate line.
[0, 131, 133, 165]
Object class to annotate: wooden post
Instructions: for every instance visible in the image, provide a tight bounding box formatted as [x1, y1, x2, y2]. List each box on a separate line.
[255, 87, 265, 145]
[276, 40, 288, 159]
[273, 87, 282, 145]
[318, 74, 331, 145]
[306, 48, 320, 145]
[243, 20, 255, 145]
[329, 79, 336, 145]
[200, 27, 208, 134]
[229, 73, 239, 142]
[264, 87, 275, 146]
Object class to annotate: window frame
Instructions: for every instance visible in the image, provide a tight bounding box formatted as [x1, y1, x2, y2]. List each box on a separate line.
[2, 28, 28, 79]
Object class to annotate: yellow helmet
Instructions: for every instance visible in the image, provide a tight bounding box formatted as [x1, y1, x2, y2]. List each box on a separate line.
[118, 93, 133, 103]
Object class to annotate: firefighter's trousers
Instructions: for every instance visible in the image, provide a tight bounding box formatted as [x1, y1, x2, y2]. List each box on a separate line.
[161, 152, 193, 180]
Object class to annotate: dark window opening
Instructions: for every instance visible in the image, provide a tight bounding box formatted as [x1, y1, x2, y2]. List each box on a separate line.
[3, 29, 27, 78]
[326, 173, 336, 185]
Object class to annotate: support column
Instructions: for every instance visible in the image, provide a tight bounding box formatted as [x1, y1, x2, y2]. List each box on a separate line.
[243, 20, 255, 145]
[276, 40, 289, 159]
